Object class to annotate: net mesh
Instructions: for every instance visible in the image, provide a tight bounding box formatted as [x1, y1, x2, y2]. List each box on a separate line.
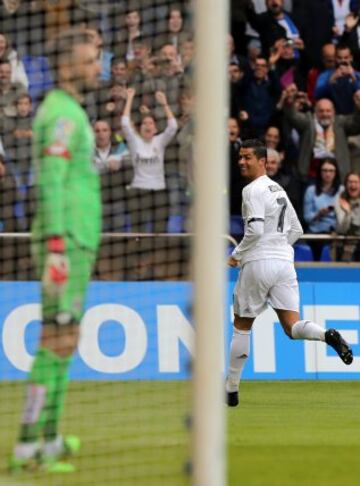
[0, 1, 194, 484]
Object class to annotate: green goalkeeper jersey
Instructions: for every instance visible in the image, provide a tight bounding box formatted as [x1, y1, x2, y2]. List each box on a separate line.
[32, 89, 101, 252]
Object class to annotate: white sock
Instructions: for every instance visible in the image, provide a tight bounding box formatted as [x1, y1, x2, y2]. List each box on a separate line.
[226, 328, 251, 393]
[14, 441, 40, 460]
[291, 320, 325, 341]
[43, 435, 64, 458]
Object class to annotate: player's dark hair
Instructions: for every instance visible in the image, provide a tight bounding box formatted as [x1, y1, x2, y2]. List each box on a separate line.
[46, 27, 92, 80]
[315, 157, 341, 196]
[241, 139, 267, 161]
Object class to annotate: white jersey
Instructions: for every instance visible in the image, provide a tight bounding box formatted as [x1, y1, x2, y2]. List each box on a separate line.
[232, 174, 303, 266]
[121, 116, 178, 190]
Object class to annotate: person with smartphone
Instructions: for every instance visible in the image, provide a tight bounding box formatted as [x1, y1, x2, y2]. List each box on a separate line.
[315, 44, 360, 114]
[303, 158, 344, 260]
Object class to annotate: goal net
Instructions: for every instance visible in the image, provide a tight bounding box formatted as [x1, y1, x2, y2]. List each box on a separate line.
[0, 1, 201, 484]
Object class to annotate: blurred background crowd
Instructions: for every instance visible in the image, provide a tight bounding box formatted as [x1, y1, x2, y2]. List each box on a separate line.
[0, 0, 359, 275]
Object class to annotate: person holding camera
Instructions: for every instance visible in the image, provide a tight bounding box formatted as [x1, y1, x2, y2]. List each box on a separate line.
[341, 10, 360, 69]
[303, 158, 343, 260]
[315, 44, 360, 114]
[268, 37, 307, 91]
[245, 0, 304, 58]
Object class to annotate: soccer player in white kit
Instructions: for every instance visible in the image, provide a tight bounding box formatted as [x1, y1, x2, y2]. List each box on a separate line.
[226, 139, 353, 407]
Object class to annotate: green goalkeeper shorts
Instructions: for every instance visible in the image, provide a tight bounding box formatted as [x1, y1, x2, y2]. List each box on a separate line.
[32, 238, 97, 325]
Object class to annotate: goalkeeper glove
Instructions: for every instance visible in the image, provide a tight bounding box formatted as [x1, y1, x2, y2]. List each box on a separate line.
[42, 237, 69, 297]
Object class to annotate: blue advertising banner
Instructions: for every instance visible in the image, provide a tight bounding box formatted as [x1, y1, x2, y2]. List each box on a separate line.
[0, 279, 359, 380]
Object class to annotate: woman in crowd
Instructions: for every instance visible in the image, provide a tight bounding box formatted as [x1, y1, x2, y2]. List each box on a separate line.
[121, 86, 178, 233]
[303, 158, 343, 260]
[334, 172, 360, 261]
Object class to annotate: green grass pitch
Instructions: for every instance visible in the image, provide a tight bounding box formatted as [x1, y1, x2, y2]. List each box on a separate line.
[1, 381, 360, 485]
[228, 381, 360, 486]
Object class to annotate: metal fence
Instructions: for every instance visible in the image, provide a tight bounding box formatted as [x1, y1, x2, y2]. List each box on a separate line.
[0, 232, 359, 281]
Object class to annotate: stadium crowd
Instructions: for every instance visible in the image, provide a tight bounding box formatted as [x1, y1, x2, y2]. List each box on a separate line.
[0, 0, 359, 271]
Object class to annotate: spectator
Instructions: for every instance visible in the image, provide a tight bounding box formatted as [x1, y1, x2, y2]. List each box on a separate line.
[121, 88, 178, 232]
[268, 37, 307, 90]
[0, 143, 13, 231]
[114, 7, 144, 62]
[341, 11, 360, 68]
[229, 60, 245, 118]
[246, 0, 304, 58]
[126, 36, 156, 123]
[97, 90, 128, 143]
[127, 36, 154, 79]
[179, 37, 194, 84]
[175, 89, 194, 229]
[2, 93, 34, 230]
[266, 147, 304, 221]
[110, 57, 128, 86]
[0, 0, 46, 57]
[227, 33, 244, 66]
[155, 5, 191, 53]
[240, 56, 282, 137]
[283, 86, 360, 180]
[2, 93, 33, 169]
[40, 0, 100, 42]
[0, 60, 27, 120]
[93, 57, 128, 137]
[331, 0, 353, 39]
[86, 27, 113, 82]
[292, 0, 334, 69]
[142, 43, 184, 129]
[243, 0, 266, 56]
[315, 44, 360, 114]
[334, 171, 360, 261]
[0, 33, 28, 88]
[94, 119, 130, 232]
[307, 43, 336, 104]
[228, 117, 246, 218]
[264, 124, 282, 151]
[303, 158, 343, 260]
[94, 119, 128, 174]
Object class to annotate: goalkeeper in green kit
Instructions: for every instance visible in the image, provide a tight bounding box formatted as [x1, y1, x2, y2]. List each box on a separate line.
[9, 29, 101, 474]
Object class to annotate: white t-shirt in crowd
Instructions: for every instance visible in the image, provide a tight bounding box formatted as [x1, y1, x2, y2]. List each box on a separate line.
[232, 174, 303, 266]
[121, 116, 178, 190]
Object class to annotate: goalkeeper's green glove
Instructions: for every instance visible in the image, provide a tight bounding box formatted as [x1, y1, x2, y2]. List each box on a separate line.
[42, 237, 69, 298]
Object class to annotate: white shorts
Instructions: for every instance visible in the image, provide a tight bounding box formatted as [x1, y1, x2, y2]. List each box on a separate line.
[233, 259, 299, 318]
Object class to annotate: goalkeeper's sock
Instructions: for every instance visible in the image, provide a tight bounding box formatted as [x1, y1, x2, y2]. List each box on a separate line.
[12, 442, 41, 461]
[291, 320, 325, 341]
[17, 347, 59, 445]
[226, 328, 250, 393]
[43, 354, 72, 441]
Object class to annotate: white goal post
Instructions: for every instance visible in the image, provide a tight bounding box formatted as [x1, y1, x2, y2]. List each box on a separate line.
[193, 0, 229, 485]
